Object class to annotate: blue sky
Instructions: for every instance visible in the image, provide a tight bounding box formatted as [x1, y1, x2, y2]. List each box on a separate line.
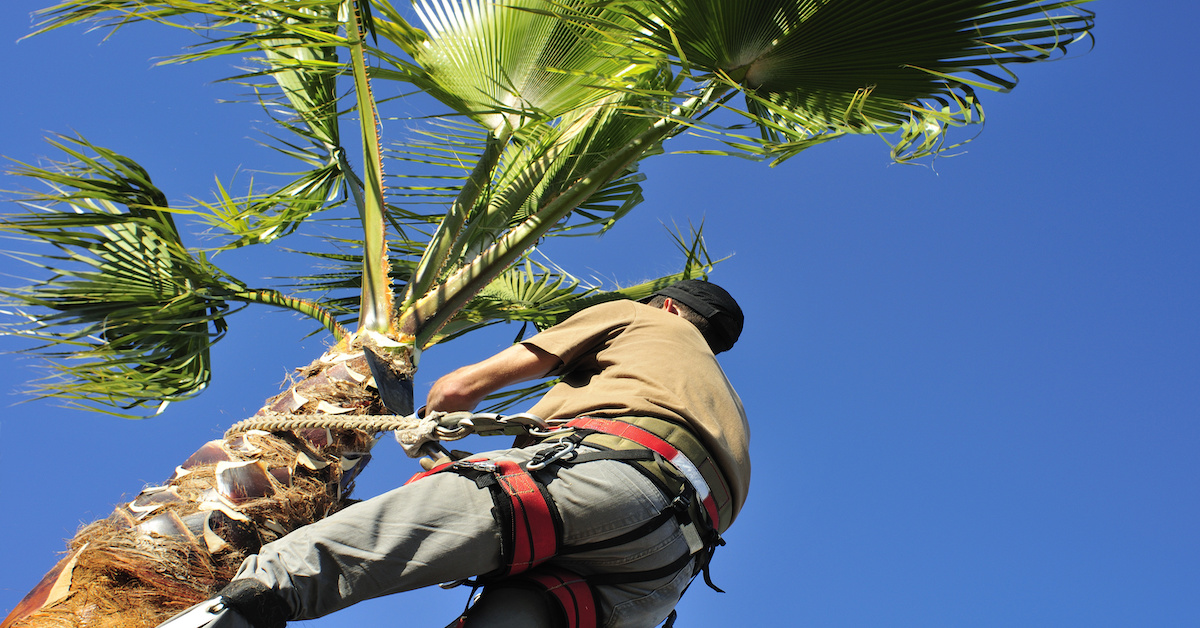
[2, 2, 1196, 626]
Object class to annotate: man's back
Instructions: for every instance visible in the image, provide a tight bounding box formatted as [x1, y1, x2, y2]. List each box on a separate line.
[524, 299, 751, 519]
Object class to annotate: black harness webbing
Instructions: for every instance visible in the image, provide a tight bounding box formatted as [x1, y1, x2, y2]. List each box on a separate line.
[549, 429, 727, 593]
[410, 417, 729, 625]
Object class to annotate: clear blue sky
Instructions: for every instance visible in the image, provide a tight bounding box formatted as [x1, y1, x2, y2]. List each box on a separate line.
[2, 2, 1196, 626]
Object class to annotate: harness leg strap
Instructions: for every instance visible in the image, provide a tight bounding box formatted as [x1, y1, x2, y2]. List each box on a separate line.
[410, 457, 563, 578]
[489, 460, 562, 575]
[521, 568, 598, 628]
[452, 567, 597, 628]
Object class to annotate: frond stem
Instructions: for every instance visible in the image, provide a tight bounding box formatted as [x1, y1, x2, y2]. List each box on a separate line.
[346, 0, 392, 334]
[400, 84, 731, 345]
[229, 289, 349, 341]
[400, 128, 512, 312]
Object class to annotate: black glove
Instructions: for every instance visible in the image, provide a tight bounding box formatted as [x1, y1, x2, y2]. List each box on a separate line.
[216, 579, 291, 628]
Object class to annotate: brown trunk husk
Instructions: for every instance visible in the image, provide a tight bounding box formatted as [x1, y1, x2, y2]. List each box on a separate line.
[3, 351, 398, 628]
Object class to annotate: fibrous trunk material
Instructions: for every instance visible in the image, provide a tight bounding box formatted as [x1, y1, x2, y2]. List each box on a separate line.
[2, 349, 398, 628]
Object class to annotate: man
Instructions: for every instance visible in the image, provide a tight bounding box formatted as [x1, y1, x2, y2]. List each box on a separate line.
[171, 279, 748, 628]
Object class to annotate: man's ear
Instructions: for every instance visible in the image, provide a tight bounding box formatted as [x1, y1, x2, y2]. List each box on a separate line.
[661, 297, 680, 315]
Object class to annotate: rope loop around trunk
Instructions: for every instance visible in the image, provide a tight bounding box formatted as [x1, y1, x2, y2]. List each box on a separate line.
[224, 413, 429, 437]
[224, 411, 562, 458]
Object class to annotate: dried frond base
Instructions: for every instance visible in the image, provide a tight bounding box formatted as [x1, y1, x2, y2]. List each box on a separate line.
[4, 357, 385, 628]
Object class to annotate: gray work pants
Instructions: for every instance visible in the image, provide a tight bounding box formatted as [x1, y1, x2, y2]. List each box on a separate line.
[231, 442, 697, 627]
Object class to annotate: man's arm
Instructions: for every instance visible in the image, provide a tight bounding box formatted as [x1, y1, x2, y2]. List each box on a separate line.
[426, 343, 560, 412]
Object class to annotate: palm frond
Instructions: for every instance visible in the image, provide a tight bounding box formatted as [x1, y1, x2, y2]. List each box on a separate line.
[477, 379, 557, 414]
[383, 119, 494, 219]
[33, 1, 356, 247]
[2, 141, 232, 414]
[31, 0, 347, 51]
[603, 0, 1095, 162]
[429, 220, 720, 346]
[478, 86, 669, 242]
[205, 3, 349, 248]
[193, 156, 344, 248]
[2, 137, 346, 414]
[383, 0, 657, 133]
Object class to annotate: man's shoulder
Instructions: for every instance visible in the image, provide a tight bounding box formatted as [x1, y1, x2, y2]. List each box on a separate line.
[575, 299, 691, 331]
[580, 298, 639, 314]
[563, 298, 642, 324]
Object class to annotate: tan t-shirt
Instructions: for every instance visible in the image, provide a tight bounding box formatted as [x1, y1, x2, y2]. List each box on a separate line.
[523, 299, 750, 518]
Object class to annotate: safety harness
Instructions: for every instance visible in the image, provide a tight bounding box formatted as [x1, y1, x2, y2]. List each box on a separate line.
[409, 416, 730, 628]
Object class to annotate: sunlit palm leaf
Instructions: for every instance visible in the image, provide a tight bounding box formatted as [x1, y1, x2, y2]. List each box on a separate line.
[3, 142, 232, 414]
[616, 0, 1095, 161]
[209, 4, 350, 247]
[33, 1, 353, 247]
[384, 118, 494, 210]
[476, 90, 664, 244]
[384, 84, 666, 324]
[32, 0, 345, 46]
[2, 137, 346, 414]
[380, 0, 670, 318]
[429, 72, 674, 277]
[383, 0, 655, 133]
[399, 102, 694, 346]
[214, 1, 348, 245]
[476, 380, 557, 414]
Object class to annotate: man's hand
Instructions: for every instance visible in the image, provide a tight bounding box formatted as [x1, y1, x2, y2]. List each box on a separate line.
[426, 343, 559, 413]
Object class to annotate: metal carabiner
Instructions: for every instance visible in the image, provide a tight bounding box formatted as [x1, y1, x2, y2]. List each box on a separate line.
[525, 440, 578, 470]
[502, 413, 550, 431]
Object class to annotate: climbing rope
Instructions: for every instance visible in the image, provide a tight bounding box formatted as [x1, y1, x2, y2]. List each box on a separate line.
[224, 411, 560, 458]
[225, 414, 427, 437]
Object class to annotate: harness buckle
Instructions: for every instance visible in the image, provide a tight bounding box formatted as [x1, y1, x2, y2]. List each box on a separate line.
[526, 440, 578, 470]
[680, 522, 705, 555]
[453, 460, 498, 474]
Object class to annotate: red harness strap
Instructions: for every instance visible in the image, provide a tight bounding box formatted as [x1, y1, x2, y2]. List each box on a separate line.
[405, 461, 455, 485]
[563, 417, 724, 533]
[446, 566, 598, 628]
[492, 459, 559, 575]
[406, 457, 560, 577]
[521, 567, 598, 628]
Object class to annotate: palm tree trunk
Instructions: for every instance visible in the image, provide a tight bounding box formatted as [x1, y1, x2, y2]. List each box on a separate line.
[1, 350, 401, 628]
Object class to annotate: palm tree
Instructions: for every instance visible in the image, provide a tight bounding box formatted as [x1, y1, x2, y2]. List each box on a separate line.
[1, 1, 1095, 626]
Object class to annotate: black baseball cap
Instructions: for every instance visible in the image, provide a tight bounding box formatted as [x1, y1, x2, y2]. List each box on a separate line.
[647, 279, 744, 353]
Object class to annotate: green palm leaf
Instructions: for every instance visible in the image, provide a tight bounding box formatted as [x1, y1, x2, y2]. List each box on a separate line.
[2, 137, 345, 415]
[380, 0, 656, 133]
[614, 0, 1095, 161]
[481, 89, 667, 240]
[435, 221, 718, 340]
[33, 1, 355, 248]
[204, 0, 348, 247]
[388, 76, 674, 336]
[2, 138, 229, 415]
